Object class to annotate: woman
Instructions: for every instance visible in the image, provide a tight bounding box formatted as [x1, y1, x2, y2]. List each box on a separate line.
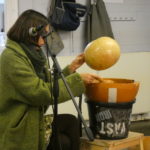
[0, 10, 101, 150]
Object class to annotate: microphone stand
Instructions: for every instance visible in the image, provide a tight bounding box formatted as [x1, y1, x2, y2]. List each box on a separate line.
[52, 61, 60, 150]
[44, 36, 94, 150]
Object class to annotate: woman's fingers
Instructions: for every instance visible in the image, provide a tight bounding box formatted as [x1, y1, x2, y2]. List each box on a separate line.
[90, 74, 103, 82]
[69, 53, 85, 72]
[80, 73, 103, 85]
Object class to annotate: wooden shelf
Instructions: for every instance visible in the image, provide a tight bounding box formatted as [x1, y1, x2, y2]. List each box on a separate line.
[80, 132, 144, 150]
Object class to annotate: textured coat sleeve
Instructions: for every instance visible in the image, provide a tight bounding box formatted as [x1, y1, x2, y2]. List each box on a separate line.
[58, 72, 85, 103]
[62, 65, 72, 76]
[3, 50, 85, 106]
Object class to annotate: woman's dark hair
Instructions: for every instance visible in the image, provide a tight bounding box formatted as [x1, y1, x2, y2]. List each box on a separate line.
[7, 9, 49, 45]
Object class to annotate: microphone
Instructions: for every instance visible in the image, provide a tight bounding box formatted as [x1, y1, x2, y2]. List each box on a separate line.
[29, 25, 44, 37]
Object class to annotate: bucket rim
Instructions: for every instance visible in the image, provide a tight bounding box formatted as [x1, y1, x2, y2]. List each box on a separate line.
[86, 99, 136, 108]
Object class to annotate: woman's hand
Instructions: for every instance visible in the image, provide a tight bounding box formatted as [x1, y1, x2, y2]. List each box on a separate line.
[80, 73, 103, 85]
[69, 53, 85, 73]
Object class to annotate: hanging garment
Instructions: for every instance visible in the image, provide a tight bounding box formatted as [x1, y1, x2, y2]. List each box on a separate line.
[48, 0, 87, 31]
[86, 0, 114, 43]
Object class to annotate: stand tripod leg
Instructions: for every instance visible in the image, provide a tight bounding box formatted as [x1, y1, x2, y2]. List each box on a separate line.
[78, 95, 83, 137]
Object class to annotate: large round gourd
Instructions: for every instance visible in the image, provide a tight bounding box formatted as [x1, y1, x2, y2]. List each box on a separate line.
[84, 37, 120, 70]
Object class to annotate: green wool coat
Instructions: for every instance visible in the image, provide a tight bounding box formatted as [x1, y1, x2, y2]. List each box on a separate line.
[0, 39, 85, 150]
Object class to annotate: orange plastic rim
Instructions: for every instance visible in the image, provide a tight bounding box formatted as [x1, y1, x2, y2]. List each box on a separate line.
[85, 78, 140, 103]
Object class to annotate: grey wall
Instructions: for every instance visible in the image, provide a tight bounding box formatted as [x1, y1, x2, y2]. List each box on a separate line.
[18, 0, 150, 55]
[0, 4, 4, 31]
[106, 0, 150, 53]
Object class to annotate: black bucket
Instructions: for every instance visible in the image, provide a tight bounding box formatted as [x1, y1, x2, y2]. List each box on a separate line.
[87, 99, 135, 140]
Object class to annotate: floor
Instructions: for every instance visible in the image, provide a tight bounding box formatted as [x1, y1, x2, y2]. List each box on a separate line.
[130, 120, 150, 136]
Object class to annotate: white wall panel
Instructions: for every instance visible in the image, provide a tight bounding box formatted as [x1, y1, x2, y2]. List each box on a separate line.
[4, 0, 18, 32]
[106, 0, 150, 52]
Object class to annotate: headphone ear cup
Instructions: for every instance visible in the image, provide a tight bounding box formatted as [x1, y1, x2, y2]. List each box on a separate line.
[29, 25, 44, 37]
[29, 27, 38, 37]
